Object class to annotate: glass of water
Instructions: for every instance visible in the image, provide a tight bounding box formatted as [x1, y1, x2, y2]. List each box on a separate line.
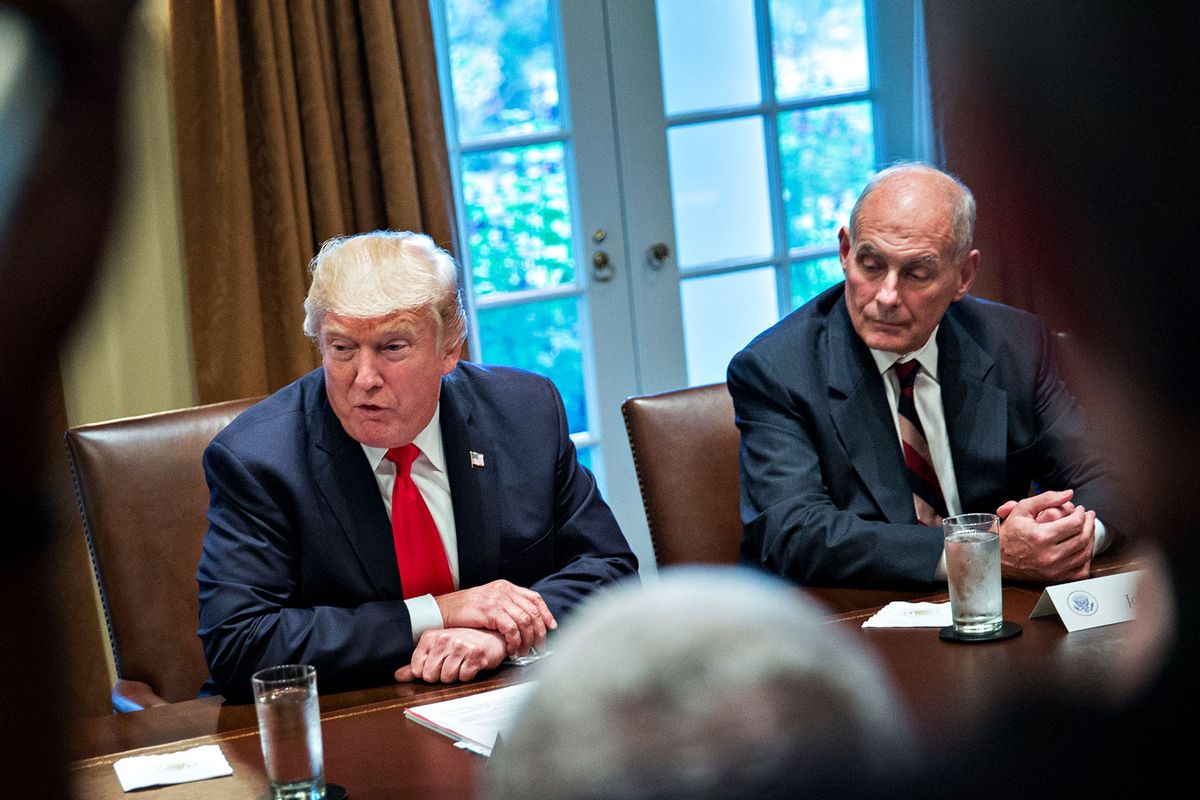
[252, 664, 325, 800]
[943, 513, 1003, 636]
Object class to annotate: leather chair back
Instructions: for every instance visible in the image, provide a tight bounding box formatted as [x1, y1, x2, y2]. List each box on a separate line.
[64, 397, 258, 704]
[622, 383, 742, 566]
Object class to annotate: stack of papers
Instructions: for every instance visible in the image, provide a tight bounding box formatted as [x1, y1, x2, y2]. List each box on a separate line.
[405, 682, 535, 758]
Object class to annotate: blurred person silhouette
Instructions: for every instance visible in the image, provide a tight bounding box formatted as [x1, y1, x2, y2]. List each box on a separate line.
[889, 2, 1200, 796]
[489, 567, 914, 800]
[1, 0, 133, 795]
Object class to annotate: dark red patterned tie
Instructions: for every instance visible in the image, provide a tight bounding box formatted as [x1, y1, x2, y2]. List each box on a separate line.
[385, 444, 454, 598]
[893, 360, 947, 526]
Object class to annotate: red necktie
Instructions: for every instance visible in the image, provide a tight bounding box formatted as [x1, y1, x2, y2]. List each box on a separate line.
[893, 359, 947, 527]
[384, 444, 454, 598]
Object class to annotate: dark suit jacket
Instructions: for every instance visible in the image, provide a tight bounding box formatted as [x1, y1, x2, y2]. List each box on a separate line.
[197, 363, 637, 699]
[728, 283, 1122, 587]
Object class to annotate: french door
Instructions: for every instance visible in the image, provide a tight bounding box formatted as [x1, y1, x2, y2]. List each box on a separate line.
[431, 0, 930, 571]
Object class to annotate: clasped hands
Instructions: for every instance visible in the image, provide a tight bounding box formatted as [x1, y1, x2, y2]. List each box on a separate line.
[394, 579, 556, 684]
[996, 488, 1095, 583]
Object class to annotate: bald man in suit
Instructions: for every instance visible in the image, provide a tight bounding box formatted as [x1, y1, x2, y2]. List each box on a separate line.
[730, 165, 1123, 587]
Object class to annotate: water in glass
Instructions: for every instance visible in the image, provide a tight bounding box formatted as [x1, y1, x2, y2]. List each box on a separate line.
[257, 685, 324, 800]
[945, 530, 1002, 635]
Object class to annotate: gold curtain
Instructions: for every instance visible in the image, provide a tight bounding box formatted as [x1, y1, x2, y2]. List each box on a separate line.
[170, 0, 459, 402]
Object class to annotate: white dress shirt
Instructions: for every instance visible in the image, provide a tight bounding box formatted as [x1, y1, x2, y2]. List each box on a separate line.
[870, 327, 1107, 581]
[360, 403, 457, 637]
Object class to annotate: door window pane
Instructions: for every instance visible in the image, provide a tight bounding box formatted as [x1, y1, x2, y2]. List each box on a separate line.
[770, 0, 869, 101]
[476, 297, 588, 434]
[668, 117, 773, 269]
[462, 143, 574, 296]
[657, 0, 761, 116]
[790, 255, 844, 308]
[445, 0, 560, 142]
[681, 267, 779, 386]
[778, 101, 874, 251]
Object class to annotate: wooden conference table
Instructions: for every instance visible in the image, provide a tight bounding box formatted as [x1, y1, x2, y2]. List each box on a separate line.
[71, 558, 1140, 799]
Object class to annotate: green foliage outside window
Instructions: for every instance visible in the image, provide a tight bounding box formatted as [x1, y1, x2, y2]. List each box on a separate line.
[446, 0, 559, 141]
[779, 102, 875, 251]
[790, 255, 844, 309]
[476, 297, 588, 434]
[462, 143, 575, 297]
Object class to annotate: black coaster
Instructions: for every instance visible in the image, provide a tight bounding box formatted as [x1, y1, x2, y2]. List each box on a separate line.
[257, 783, 347, 800]
[938, 620, 1022, 643]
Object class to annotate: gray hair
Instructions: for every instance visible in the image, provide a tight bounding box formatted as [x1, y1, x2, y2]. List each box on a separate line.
[849, 162, 977, 261]
[488, 567, 914, 800]
[302, 230, 467, 351]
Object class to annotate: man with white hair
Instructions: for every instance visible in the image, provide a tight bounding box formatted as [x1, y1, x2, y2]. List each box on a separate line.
[489, 567, 912, 800]
[197, 231, 637, 699]
[730, 164, 1124, 588]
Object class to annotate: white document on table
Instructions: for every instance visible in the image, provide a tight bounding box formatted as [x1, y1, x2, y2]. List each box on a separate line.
[861, 601, 953, 628]
[405, 682, 535, 758]
[112, 744, 232, 792]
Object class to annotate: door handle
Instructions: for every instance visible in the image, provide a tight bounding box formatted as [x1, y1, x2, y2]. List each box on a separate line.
[592, 250, 614, 282]
[647, 242, 670, 268]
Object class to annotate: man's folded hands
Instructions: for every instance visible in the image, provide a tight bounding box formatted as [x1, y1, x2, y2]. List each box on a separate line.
[997, 489, 1095, 583]
[395, 628, 507, 683]
[396, 580, 557, 683]
[435, 579, 556, 656]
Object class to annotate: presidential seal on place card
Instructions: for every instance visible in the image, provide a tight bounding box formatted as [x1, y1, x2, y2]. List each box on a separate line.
[1031, 571, 1142, 632]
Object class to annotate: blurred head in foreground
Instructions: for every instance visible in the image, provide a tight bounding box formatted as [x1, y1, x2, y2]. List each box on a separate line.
[489, 567, 912, 800]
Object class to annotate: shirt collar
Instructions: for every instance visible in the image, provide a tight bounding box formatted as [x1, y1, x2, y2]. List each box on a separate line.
[869, 325, 941, 381]
[360, 403, 446, 474]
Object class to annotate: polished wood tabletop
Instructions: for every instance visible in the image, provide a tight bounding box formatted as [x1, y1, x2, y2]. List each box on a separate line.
[72, 676, 518, 799]
[71, 557, 1141, 799]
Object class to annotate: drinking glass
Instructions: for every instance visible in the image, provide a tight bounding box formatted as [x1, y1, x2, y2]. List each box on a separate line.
[252, 664, 325, 800]
[943, 513, 1003, 636]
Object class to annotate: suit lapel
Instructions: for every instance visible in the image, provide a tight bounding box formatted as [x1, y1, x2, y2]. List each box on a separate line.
[439, 369, 501, 588]
[826, 299, 915, 523]
[309, 379, 402, 597]
[939, 307, 1007, 508]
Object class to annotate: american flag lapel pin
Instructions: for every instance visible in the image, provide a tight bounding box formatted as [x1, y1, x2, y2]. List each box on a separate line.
[469, 451, 486, 468]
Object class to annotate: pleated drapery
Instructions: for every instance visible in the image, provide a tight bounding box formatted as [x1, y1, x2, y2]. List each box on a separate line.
[170, 0, 459, 402]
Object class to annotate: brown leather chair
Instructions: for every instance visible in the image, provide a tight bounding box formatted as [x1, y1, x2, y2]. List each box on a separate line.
[621, 384, 936, 614]
[64, 397, 258, 710]
[621, 383, 742, 566]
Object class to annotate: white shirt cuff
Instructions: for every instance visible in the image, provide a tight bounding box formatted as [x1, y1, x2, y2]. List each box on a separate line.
[404, 594, 444, 637]
[1093, 518, 1109, 556]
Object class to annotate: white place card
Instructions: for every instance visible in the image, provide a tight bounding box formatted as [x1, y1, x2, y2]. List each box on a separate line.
[112, 744, 233, 792]
[1031, 571, 1142, 632]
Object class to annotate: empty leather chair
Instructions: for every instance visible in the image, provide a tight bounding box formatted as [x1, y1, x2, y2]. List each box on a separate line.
[64, 397, 258, 710]
[622, 383, 742, 566]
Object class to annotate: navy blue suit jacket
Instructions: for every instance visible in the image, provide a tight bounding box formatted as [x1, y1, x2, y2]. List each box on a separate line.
[197, 363, 637, 699]
[728, 284, 1123, 587]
